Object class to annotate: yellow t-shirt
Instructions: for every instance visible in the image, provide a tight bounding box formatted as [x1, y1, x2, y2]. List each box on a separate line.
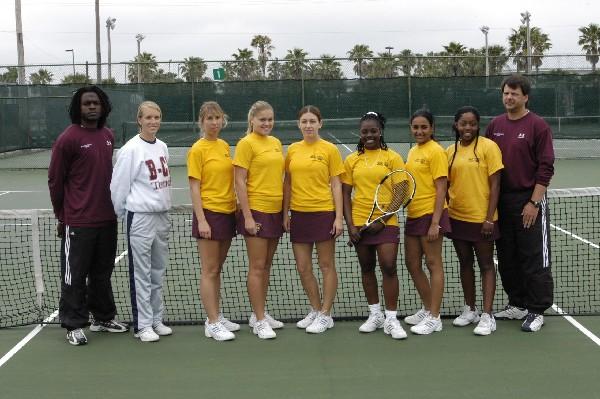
[405, 140, 448, 219]
[285, 139, 344, 212]
[187, 138, 236, 213]
[446, 136, 503, 223]
[232, 132, 284, 213]
[342, 148, 405, 226]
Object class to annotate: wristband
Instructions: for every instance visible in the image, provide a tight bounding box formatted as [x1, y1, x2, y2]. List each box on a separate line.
[484, 220, 494, 225]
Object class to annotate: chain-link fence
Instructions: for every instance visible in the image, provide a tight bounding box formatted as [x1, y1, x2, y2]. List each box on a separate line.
[1, 55, 599, 85]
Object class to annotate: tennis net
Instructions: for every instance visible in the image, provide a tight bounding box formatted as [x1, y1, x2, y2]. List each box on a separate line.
[1, 187, 599, 327]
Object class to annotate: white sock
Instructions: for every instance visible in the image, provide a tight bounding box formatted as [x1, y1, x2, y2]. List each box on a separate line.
[368, 303, 382, 315]
[385, 310, 398, 320]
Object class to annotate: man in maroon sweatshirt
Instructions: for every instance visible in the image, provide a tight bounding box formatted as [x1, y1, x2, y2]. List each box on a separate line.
[48, 86, 128, 345]
[485, 74, 554, 333]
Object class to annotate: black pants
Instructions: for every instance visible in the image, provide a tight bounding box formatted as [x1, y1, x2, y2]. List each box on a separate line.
[59, 223, 118, 330]
[496, 190, 554, 314]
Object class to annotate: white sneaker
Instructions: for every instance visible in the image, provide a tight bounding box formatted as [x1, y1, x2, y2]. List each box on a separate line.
[135, 327, 160, 342]
[218, 314, 241, 332]
[383, 318, 407, 340]
[474, 313, 496, 336]
[453, 305, 480, 327]
[204, 321, 235, 341]
[494, 305, 528, 320]
[410, 314, 443, 335]
[404, 308, 429, 325]
[359, 312, 385, 333]
[296, 309, 319, 329]
[305, 313, 334, 334]
[152, 322, 172, 336]
[521, 313, 544, 332]
[249, 312, 284, 329]
[252, 319, 276, 339]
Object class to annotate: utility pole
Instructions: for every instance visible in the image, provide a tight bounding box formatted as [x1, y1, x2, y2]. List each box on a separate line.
[480, 26, 489, 88]
[106, 17, 116, 81]
[520, 11, 531, 74]
[136, 34, 145, 83]
[14, 0, 25, 84]
[95, 0, 102, 83]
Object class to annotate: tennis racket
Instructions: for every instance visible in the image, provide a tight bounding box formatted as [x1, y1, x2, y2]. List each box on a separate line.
[348, 169, 416, 246]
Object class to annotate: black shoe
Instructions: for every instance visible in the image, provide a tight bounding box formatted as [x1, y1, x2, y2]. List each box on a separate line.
[66, 328, 88, 345]
[521, 313, 544, 332]
[90, 319, 129, 333]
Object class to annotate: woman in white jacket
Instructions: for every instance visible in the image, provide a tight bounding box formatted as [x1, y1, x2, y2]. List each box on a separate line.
[111, 101, 172, 342]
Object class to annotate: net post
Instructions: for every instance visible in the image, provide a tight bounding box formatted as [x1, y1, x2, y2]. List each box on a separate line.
[30, 209, 45, 321]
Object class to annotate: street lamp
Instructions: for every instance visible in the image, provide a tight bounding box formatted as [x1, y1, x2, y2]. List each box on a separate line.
[135, 33, 145, 83]
[520, 11, 531, 74]
[65, 49, 75, 76]
[480, 26, 489, 88]
[106, 17, 116, 81]
[385, 46, 394, 56]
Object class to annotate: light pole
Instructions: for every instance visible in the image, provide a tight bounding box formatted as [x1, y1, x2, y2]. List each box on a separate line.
[15, 0, 25, 84]
[385, 46, 394, 56]
[480, 26, 489, 88]
[520, 11, 531, 74]
[135, 33, 145, 83]
[106, 17, 116, 81]
[65, 49, 75, 76]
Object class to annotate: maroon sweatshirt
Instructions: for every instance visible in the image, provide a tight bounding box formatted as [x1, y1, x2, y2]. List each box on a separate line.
[485, 111, 554, 192]
[48, 124, 117, 227]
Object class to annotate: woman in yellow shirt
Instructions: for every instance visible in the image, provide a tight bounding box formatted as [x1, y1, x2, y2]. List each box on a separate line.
[187, 101, 239, 341]
[233, 101, 285, 339]
[342, 111, 408, 340]
[404, 109, 450, 335]
[446, 106, 503, 336]
[283, 105, 344, 334]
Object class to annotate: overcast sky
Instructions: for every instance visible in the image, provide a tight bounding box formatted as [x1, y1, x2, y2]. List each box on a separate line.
[0, 0, 597, 66]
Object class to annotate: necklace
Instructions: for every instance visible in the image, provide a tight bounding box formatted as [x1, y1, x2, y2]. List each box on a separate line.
[363, 149, 381, 168]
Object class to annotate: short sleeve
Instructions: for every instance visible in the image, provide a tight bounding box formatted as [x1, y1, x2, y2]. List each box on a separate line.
[430, 147, 448, 180]
[232, 138, 253, 169]
[187, 144, 203, 181]
[390, 151, 405, 171]
[485, 140, 504, 176]
[341, 156, 354, 185]
[328, 145, 345, 177]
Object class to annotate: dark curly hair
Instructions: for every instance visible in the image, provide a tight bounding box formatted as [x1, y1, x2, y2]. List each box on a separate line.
[68, 85, 112, 128]
[448, 106, 481, 179]
[357, 111, 388, 154]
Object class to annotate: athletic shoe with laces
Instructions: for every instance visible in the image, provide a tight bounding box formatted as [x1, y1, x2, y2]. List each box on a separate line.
[249, 312, 284, 329]
[453, 305, 480, 327]
[296, 309, 319, 329]
[305, 312, 334, 334]
[66, 328, 88, 346]
[134, 327, 160, 342]
[473, 313, 496, 336]
[521, 313, 544, 332]
[383, 318, 407, 340]
[358, 312, 385, 333]
[494, 305, 528, 320]
[410, 314, 443, 335]
[404, 308, 429, 325]
[218, 314, 240, 332]
[252, 319, 276, 339]
[89, 319, 129, 333]
[204, 321, 235, 341]
[152, 322, 172, 336]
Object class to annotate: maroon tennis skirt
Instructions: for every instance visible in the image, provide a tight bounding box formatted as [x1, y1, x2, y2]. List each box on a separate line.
[290, 210, 336, 243]
[192, 209, 236, 241]
[236, 209, 284, 239]
[356, 225, 400, 246]
[446, 218, 500, 242]
[405, 208, 451, 237]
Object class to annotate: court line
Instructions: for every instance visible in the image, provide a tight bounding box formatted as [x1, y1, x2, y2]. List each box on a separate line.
[550, 223, 599, 249]
[325, 132, 353, 154]
[0, 249, 128, 368]
[551, 305, 600, 346]
[0, 191, 9, 197]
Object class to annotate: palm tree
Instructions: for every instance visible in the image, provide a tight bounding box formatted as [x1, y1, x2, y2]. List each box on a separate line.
[283, 48, 310, 79]
[508, 26, 552, 73]
[578, 23, 600, 72]
[128, 52, 158, 83]
[29, 68, 53, 84]
[223, 48, 260, 81]
[397, 49, 417, 76]
[0, 67, 19, 83]
[366, 53, 399, 78]
[442, 41, 468, 76]
[488, 45, 509, 74]
[310, 55, 343, 79]
[347, 44, 373, 79]
[267, 58, 284, 80]
[181, 56, 207, 82]
[61, 73, 91, 84]
[251, 35, 274, 78]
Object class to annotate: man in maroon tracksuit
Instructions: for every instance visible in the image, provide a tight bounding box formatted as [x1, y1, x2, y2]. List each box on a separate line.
[48, 86, 128, 345]
[485, 74, 554, 332]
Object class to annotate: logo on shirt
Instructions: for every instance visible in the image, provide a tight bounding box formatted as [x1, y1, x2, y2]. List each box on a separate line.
[413, 158, 428, 165]
[468, 157, 480, 163]
[517, 133, 526, 139]
[80, 143, 92, 149]
[310, 154, 325, 162]
[106, 140, 112, 146]
[493, 132, 504, 137]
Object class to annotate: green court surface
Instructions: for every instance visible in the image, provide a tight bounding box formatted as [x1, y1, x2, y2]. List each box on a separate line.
[1, 319, 599, 399]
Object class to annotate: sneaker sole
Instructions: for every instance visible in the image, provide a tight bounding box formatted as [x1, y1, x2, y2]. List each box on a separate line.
[204, 328, 235, 341]
[306, 321, 334, 334]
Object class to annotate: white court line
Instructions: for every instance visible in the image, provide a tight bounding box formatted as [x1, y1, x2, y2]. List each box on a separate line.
[551, 305, 600, 346]
[0, 250, 128, 368]
[325, 132, 353, 154]
[0, 191, 9, 197]
[550, 223, 599, 249]
[0, 190, 45, 194]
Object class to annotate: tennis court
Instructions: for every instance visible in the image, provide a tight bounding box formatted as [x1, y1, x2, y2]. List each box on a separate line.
[1, 140, 599, 399]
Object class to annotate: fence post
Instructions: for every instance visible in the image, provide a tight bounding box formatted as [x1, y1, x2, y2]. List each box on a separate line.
[85, 62, 89, 81]
[407, 74, 412, 119]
